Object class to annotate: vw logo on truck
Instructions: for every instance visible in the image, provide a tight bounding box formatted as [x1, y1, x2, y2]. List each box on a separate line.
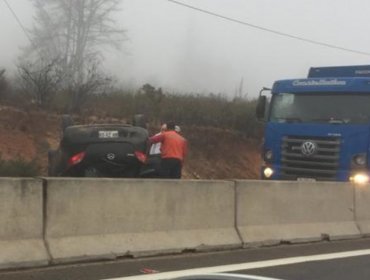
[301, 141, 317, 156]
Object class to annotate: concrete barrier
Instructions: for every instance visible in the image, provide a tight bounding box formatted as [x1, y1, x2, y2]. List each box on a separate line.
[2, 177, 364, 269]
[0, 178, 49, 269]
[354, 184, 370, 235]
[45, 178, 241, 263]
[236, 180, 360, 246]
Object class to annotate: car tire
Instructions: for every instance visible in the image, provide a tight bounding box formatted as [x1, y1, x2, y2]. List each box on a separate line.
[61, 114, 74, 133]
[133, 114, 147, 129]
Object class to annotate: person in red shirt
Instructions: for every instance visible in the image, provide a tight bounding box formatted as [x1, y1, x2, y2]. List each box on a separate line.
[149, 121, 187, 178]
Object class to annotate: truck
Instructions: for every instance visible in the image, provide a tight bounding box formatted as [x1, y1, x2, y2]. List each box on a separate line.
[256, 65, 370, 183]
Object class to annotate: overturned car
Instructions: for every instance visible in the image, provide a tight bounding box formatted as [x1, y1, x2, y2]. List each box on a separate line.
[48, 115, 155, 178]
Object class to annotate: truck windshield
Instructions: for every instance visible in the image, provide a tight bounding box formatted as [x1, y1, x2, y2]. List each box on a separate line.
[269, 92, 370, 124]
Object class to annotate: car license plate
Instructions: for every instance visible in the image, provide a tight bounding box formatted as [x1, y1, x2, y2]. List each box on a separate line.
[297, 177, 316, 182]
[99, 130, 119, 138]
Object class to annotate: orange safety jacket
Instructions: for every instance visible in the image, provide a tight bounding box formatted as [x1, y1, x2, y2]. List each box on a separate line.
[150, 130, 187, 161]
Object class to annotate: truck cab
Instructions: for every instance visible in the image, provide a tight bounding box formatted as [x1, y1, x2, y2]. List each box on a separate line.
[257, 65, 370, 183]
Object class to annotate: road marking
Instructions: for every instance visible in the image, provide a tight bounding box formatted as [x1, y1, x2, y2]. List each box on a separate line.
[104, 249, 370, 280]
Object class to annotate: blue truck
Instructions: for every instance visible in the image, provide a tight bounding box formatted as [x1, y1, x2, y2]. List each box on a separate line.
[256, 65, 370, 183]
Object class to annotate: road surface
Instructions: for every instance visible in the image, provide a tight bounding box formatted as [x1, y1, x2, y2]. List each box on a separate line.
[1, 238, 370, 280]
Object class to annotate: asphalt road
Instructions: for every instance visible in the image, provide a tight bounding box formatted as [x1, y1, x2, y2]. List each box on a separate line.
[241, 253, 370, 280]
[2, 238, 370, 280]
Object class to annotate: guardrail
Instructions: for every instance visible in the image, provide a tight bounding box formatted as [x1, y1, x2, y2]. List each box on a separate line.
[0, 178, 49, 269]
[0, 178, 367, 269]
[235, 180, 360, 246]
[45, 178, 240, 262]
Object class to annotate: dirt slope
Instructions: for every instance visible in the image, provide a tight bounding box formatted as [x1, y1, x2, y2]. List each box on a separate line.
[0, 106, 261, 179]
[183, 126, 260, 179]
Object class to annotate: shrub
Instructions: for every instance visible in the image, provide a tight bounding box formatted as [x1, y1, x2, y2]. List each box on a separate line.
[77, 85, 262, 138]
[0, 156, 41, 177]
[0, 69, 10, 101]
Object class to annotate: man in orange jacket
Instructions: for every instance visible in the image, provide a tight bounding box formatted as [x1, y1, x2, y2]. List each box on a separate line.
[149, 121, 187, 178]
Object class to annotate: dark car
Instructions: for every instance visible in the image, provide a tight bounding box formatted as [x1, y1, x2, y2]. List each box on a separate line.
[48, 115, 153, 178]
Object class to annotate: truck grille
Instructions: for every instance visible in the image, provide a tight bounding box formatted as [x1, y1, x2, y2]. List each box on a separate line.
[280, 136, 341, 180]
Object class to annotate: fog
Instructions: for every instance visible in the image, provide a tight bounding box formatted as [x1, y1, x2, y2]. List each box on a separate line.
[1, 0, 370, 98]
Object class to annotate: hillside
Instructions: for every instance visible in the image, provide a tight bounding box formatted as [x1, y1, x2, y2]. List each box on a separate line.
[0, 105, 261, 179]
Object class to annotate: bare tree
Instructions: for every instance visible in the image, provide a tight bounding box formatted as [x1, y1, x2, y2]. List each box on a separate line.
[0, 69, 9, 101]
[68, 61, 112, 112]
[23, 0, 126, 112]
[18, 59, 63, 108]
[0, 69, 6, 91]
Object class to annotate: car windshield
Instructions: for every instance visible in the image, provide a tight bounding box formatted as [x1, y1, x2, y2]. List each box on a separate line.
[269, 92, 370, 124]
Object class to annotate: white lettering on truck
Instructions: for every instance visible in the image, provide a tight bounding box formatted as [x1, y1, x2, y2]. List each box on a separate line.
[293, 79, 346, 86]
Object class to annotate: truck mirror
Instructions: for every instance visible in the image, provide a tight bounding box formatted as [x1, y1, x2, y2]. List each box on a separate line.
[256, 95, 267, 121]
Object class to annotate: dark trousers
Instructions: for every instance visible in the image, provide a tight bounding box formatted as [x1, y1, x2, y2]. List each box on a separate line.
[160, 158, 182, 179]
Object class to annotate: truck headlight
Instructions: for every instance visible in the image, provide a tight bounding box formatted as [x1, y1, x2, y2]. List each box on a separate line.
[350, 173, 369, 184]
[263, 167, 274, 178]
[353, 154, 367, 166]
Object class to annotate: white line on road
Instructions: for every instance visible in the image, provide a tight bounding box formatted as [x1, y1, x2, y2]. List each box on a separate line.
[104, 248, 370, 280]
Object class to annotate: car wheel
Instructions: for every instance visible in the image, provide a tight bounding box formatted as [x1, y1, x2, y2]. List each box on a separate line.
[132, 114, 147, 129]
[61, 114, 74, 134]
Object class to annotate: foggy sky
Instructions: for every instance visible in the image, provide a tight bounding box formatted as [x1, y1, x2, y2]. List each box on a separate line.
[1, 0, 370, 99]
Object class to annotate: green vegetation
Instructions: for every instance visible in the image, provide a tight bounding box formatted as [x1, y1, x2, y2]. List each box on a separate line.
[0, 156, 40, 177]
[82, 84, 263, 138]
[1, 69, 262, 139]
